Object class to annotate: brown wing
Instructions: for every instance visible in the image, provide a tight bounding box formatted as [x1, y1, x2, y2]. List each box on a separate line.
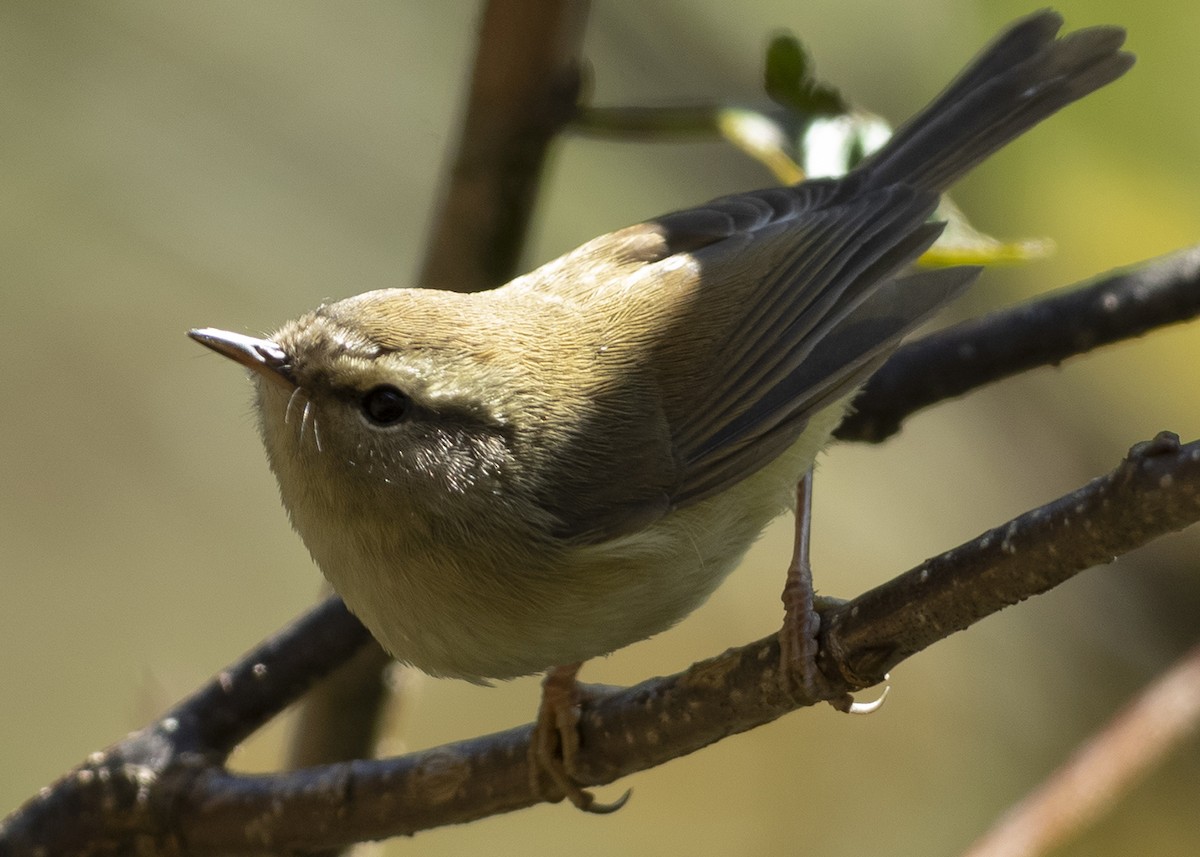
[648, 184, 976, 508]
[527, 181, 976, 543]
[521, 11, 1131, 543]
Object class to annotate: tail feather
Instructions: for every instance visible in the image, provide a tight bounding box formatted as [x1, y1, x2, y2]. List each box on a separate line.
[856, 10, 1133, 194]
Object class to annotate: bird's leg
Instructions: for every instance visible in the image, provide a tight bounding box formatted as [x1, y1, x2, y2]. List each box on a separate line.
[529, 662, 631, 813]
[778, 469, 881, 713]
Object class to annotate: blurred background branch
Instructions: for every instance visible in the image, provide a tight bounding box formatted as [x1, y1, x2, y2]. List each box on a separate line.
[418, 0, 589, 293]
[282, 9, 590, 856]
[962, 641, 1200, 857]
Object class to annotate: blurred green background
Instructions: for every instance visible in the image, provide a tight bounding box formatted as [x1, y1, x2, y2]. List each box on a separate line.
[2, 2, 1199, 855]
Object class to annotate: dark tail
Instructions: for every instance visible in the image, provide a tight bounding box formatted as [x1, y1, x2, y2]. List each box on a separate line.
[855, 10, 1133, 194]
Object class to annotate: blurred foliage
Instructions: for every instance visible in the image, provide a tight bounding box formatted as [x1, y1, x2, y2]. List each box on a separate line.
[1, 2, 1199, 855]
[764, 31, 849, 117]
[742, 36, 1054, 265]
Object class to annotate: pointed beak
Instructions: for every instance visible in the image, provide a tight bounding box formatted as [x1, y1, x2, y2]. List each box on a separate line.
[188, 328, 297, 390]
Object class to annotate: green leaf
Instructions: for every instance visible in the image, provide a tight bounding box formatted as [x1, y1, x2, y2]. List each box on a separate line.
[764, 33, 848, 117]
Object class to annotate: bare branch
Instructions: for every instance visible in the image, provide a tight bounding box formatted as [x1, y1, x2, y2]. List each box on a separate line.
[839, 245, 1200, 442]
[822, 431, 1200, 681]
[0, 598, 370, 856]
[7, 432, 1188, 854]
[5, 4, 1194, 853]
[166, 597, 371, 759]
[7, 224, 1200, 851]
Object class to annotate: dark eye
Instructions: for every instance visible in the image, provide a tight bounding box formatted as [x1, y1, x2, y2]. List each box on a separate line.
[361, 385, 410, 426]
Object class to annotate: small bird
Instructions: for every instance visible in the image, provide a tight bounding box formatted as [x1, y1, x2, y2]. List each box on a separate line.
[192, 11, 1131, 810]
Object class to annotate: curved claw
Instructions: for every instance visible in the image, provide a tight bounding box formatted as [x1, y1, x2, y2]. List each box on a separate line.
[530, 663, 633, 814]
[847, 683, 890, 715]
[580, 787, 633, 814]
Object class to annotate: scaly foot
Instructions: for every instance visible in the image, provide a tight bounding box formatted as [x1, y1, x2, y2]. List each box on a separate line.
[529, 662, 631, 813]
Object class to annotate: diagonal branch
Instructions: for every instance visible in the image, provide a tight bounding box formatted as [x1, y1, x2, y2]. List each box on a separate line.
[6, 4, 1196, 853]
[961, 640, 1200, 857]
[167, 597, 371, 759]
[7, 432, 1185, 854]
[5, 236, 1199, 852]
[0, 598, 370, 857]
[839, 245, 1200, 442]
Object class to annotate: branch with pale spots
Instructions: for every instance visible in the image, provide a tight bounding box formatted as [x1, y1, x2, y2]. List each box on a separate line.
[4, 431, 1199, 853]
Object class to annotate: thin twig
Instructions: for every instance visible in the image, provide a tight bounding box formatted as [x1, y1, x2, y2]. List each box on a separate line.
[961, 640, 1200, 857]
[572, 104, 729, 138]
[839, 245, 1200, 443]
[168, 597, 371, 759]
